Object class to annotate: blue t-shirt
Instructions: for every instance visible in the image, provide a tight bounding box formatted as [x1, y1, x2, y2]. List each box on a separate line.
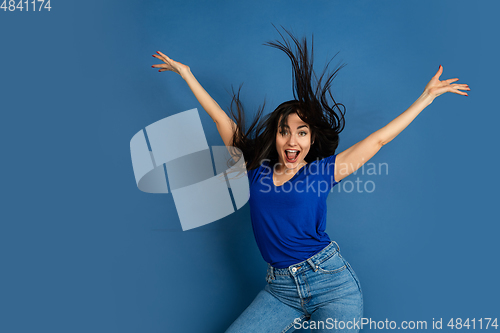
[246, 154, 342, 268]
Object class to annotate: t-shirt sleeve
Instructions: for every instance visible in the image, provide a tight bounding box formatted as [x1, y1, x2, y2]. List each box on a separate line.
[318, 153, 342, 188]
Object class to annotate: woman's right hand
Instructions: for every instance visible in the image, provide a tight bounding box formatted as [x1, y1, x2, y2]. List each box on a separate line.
[153, 50, 238, 152]
[152, 51, 190, 77]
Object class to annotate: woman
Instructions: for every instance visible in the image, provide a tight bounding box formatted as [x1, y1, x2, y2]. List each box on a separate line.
[151, 28, 469, 333]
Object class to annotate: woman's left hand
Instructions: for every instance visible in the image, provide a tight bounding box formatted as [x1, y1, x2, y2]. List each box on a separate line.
[424, 65, 470, 100]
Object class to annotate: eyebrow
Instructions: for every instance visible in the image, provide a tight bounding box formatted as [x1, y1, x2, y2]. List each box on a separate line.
[283, 124, 309, 130]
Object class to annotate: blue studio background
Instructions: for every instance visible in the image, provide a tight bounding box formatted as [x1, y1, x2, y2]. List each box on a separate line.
[1, 1, 498, 332]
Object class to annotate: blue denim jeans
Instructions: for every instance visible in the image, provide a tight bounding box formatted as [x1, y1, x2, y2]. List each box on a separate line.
[225, 241, 363, 332]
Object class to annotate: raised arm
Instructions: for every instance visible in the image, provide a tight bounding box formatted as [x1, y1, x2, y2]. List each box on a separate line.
[152, 51, 237, 149]
[334, 65, 470, 183]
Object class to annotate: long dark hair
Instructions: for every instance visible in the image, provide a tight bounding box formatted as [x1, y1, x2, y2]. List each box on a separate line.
[227, 27, 347, 173]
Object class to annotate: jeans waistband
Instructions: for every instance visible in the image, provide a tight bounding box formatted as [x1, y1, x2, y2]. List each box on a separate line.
[267, 240, 340, 278]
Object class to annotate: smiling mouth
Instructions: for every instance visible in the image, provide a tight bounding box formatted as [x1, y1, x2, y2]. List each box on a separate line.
[285, 149, 300, 163]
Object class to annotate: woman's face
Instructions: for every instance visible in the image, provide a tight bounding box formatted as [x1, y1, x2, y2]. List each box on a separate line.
[275, 112, 312, 171]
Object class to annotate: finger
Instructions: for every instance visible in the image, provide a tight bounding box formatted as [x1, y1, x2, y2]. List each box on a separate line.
[451, 87, 468, 96]
[152, 54, 168, 64]
[151, 64, 168, 69]
[153, 52, 168, 63]
[434, 65, 443, 78]
[444, 78, 460, 84]
[452, 84, 470, 90]
[157, 51, 172, 62]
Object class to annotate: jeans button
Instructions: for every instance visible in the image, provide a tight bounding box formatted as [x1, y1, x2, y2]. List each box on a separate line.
[291, 267, 297, 273]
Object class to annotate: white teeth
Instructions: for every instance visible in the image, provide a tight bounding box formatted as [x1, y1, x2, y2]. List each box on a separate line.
[285, 150, 299, 152]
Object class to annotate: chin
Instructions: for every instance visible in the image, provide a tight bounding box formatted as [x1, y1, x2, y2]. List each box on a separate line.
[285, 160, 299, 167]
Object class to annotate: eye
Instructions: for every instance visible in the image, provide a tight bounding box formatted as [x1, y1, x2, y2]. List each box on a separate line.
[299, 131, 307, 136]
[280, 130, 289, 136]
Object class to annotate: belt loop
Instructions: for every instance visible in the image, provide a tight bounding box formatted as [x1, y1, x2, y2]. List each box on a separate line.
[307, 258, 318, 272]
[333, 240, 340, 253]
[270, 265, 275, 280]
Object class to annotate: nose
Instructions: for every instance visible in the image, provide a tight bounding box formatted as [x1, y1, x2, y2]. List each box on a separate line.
[287, 133, 298, 146]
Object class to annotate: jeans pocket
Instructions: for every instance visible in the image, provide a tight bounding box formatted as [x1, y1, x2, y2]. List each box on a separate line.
[316, 252, 347, 274]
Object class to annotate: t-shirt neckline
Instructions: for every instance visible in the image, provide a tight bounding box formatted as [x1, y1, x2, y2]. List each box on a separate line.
[271, 161, 309, 187]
